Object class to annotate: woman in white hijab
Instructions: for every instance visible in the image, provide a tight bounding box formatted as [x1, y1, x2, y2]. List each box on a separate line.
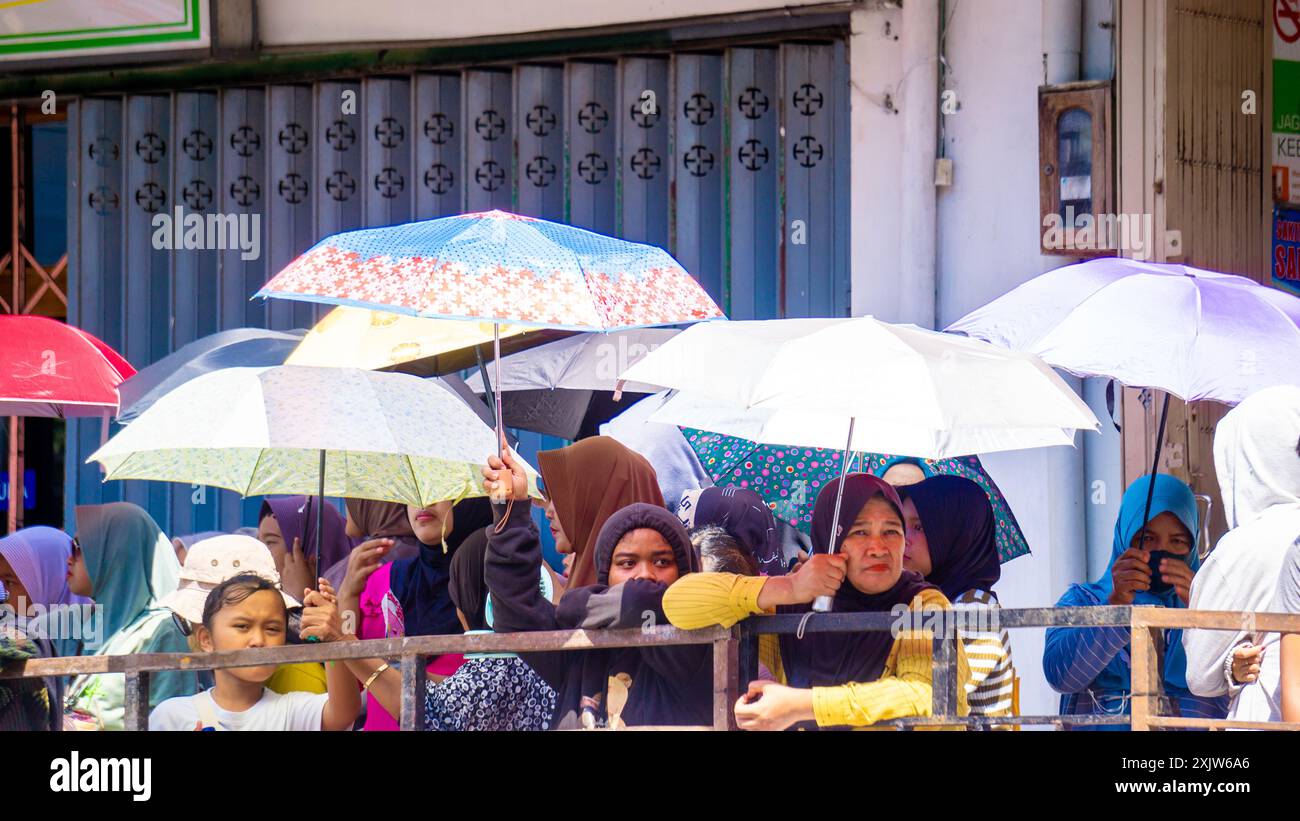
[1182, 385, 1300, 723]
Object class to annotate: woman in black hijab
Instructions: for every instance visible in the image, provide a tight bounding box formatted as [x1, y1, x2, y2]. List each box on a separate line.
[663, 473, 972, 730]
[482, 446, 711, 729]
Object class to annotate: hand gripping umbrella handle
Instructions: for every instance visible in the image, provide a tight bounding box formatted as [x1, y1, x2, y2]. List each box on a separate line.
[812, 417, 856, 616]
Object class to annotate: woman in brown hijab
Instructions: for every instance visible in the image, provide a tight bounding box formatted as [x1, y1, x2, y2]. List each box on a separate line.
[322, 499, 422, 591]
[536, 436, 665, 592]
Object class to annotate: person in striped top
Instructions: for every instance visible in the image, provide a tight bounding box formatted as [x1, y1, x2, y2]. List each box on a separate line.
[900, 477, 1016, 722]
[1042, 475, 1228, 730]
[663, 474, 971, 730]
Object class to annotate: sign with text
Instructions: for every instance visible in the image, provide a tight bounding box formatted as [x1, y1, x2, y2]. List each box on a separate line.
[1275, 1, 1300, 203]
[0, 0, 209, 64]
[0, 470, 37, 510]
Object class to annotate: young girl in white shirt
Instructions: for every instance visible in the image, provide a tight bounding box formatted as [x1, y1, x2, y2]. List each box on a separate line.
[149, 574, 360, 731]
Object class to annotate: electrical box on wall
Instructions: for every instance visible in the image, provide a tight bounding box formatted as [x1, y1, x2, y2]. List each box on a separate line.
[1038, 81, 1114, 257]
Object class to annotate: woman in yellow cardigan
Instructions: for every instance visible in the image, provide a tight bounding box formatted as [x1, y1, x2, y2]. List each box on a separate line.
[664, 473, 970, 730]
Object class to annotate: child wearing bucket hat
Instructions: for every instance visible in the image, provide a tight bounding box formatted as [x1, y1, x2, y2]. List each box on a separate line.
[161, 535, 328, 696]
[161, 535, 300, 624]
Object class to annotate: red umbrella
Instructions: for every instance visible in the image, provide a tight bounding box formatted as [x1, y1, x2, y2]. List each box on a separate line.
[0, 315, 135, 417]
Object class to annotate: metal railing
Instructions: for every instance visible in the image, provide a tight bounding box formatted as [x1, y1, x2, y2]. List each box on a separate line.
[3, 605, 1299, 730]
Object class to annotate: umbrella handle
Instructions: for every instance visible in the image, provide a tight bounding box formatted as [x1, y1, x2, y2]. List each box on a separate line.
[489, 322, 511, 505]
[811, 417, 858, 616]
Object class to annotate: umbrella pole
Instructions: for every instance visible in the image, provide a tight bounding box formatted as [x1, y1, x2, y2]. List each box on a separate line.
[490, 322, 508, 504]
[813, 416, 857, 613]
[494, 322, 504, 454]
[474, 345, 497, 418]
[316, 448, 325, 576]
[1138, 392, 1172, 542]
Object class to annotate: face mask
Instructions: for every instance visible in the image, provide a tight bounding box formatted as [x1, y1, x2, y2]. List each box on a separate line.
[1145, 550, 1185, 596]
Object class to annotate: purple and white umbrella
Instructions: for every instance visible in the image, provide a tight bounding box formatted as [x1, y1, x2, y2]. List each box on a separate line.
[947, 258, 1300, 405]
[947, 257, 1300, 540]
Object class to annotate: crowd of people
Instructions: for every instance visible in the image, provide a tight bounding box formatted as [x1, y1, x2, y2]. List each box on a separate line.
[0, 385, 1297, 732]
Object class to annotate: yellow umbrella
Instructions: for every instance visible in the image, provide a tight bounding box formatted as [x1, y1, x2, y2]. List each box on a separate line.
[286, 306, 561, 374]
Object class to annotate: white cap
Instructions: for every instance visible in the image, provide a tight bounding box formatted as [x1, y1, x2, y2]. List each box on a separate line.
[160, 534, 298, 624]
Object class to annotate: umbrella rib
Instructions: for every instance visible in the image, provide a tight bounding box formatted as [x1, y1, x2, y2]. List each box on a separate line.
[1022, 277, 1124, 351]
[1238, 282, 1300, 343]
[571, 251, 611, 331]
[243, 447, 269, 497]
[71, 325, 129, 380]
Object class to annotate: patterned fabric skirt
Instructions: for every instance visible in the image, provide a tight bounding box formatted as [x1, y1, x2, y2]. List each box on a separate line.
[424, 656, 556, 731]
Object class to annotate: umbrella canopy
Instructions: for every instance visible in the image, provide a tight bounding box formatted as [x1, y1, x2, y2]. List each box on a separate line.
[620, 317, 1100, 458]
[462, 329, 675, 439]
[859, 453, 1029, 562]
[946, 258, 1300, 404]
[117, 327, 305, 423]
[0, 315, 135, 417]
[285, 305, 559, 374]
[255, 209, 724, 331]
[680, 433, 1030, 562]
[464, 328, 678, 394]
[88, 365, 541, 506]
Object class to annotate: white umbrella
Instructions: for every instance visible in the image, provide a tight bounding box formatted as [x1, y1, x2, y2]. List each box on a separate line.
[945, 258, 1300, 404]
[649, 390, 1083, 457]
[88, 366, 542, 555]
[619, 317, 1098, 611]
[946, 257, 1300, 548]
[619, 317, 1098, 450]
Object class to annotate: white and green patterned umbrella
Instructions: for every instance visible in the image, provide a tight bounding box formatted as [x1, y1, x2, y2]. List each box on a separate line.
[88, 365, 540, 507]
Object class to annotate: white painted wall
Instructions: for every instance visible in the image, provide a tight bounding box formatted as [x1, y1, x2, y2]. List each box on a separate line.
[933, 0, 1078, 724]
[257, 0, 841, 46]
[850, 0, 1121, 721]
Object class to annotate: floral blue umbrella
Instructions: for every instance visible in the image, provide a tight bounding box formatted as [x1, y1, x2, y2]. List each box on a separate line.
[683, 429, 1029, 563]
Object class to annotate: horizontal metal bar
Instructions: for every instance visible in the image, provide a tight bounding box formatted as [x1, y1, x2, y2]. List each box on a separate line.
[880, 713, 1131, 728]
[0, 625, 730, 679]
[1131, 608, 1300, 633]
[1146, 716, 1300, 731]
[738, 605, 1132, 637]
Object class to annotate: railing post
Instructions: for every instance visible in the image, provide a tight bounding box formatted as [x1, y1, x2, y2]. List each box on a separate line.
[737, 625, 759, 691]
[930, 632, 957, 720]
[712, 632, 739, 731]
[1130, 610, 1160, 731]
[123, 669, 152, 732]
[399, 653, 428, 732]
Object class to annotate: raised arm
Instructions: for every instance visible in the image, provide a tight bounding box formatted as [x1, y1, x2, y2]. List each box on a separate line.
[1042, 585, 1131, 695]
[810, 589, 972, 727]
[663, 554, 847, 629]
[1181, 556, 1247, 698]
[299, 579, 362, 731]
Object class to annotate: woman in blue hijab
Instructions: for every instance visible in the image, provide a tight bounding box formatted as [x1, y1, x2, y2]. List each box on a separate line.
[1042, 475, 1228, 729]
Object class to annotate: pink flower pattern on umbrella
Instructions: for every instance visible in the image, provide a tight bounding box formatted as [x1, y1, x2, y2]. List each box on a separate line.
[257, 210, 724, 331]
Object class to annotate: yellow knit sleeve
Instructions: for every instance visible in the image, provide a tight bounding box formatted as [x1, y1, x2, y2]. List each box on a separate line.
[662, 572, 768, 630]
[810, 589, 971, 727]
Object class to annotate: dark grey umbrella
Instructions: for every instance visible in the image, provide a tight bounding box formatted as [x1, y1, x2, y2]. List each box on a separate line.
[116, 328, 306, 423]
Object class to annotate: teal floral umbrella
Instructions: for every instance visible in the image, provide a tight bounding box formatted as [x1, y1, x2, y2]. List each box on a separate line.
[682, 429, 1029, 563]
[681, 428, 845, 535]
